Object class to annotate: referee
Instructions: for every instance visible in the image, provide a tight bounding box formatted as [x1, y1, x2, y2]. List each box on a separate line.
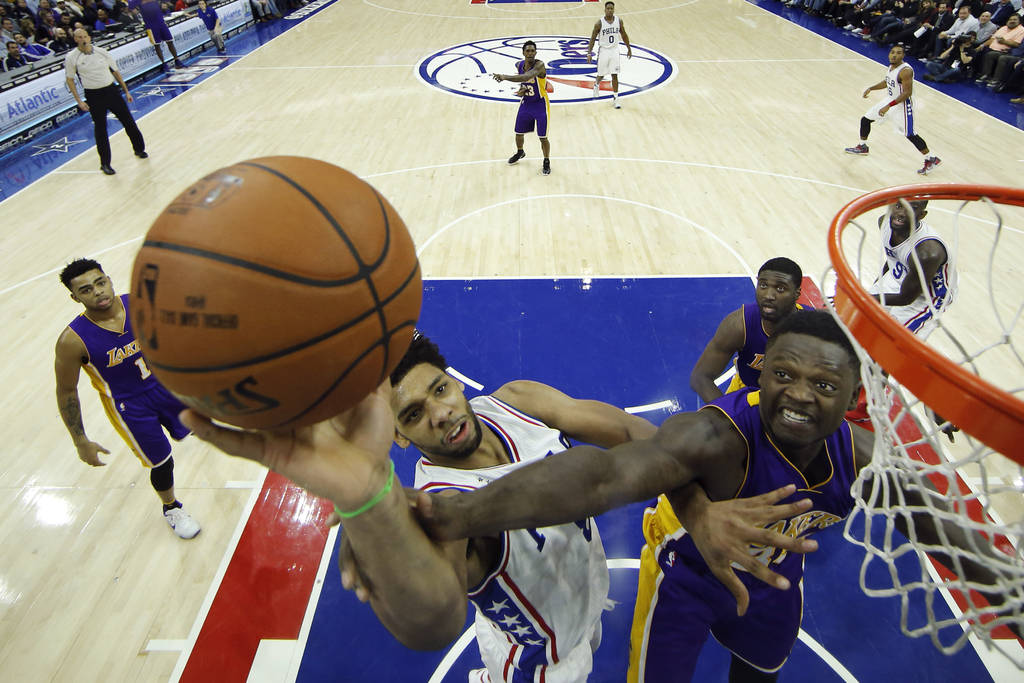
[65, 28, 147, 176]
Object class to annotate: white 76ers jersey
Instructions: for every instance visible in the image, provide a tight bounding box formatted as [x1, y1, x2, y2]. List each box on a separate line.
[872, 218, 958, 313]
[415, 395, 609, 682]
[886, 62, 912, 104]
[599, 16, 621, 52]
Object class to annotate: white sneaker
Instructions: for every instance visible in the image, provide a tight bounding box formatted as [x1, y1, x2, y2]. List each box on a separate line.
[614, 100, 621, 109]
[164, 506, 201, 539]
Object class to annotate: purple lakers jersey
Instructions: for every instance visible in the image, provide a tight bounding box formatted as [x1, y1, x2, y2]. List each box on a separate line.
[516, 59, 549, 105]
[678, 387, 859, 584]
[67, 294, 159, 400]
[735, 303, 769, 387]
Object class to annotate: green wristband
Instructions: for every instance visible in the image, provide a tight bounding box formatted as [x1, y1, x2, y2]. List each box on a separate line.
[334, 461, 396, 519]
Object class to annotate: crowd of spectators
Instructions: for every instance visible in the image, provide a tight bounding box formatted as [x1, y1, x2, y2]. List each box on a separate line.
[777, 0, 1024, 104]
[0, 0, 306, 74]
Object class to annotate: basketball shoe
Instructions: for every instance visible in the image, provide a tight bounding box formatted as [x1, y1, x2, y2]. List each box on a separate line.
[164, 505, 201, 539]
[542, 158, 551, 175]
[508, 150, 525, 165]
[844, 143, 869, 155]
[917, 156, 941, 175]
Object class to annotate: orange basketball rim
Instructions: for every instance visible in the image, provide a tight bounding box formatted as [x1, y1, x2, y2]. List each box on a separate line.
[828, 183, 1024, 460]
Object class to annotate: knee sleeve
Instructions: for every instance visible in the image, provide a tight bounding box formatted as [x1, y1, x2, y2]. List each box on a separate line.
[150, 457, 174, 492]
[906, 134, 927, 152]
[859, 117, 872, 138]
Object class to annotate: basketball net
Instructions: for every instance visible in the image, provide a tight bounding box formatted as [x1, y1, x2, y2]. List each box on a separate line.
[826, 184, 1024, 668]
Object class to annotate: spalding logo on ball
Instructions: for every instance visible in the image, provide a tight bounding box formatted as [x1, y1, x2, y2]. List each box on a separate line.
[129, 156, 422, 430]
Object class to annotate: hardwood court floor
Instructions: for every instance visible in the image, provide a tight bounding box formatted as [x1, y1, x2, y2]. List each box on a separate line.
[0, 0, 1021, 681]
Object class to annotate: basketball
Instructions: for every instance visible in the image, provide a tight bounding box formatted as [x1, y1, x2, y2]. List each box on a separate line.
[128, 156, 421, 430]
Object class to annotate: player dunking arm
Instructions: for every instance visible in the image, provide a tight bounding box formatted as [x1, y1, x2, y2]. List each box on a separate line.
[845, 44, 942, 175]
[493, 40, 552, 176]
[54, 259, 200, 539]
[690, 258, 803, 404]
[587, 1, 632, 109]
[181, 334, 814, 680]
[412, 311, 1017, 683]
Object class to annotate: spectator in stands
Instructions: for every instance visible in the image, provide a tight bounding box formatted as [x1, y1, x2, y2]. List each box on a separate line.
[195, 0, 223, 53]
[34, 11, 57, 43]
[173, 0, 188, 10]
[81, 0, 100, 25]
[10, 0, 33, 22]
[923, 29, 977, 78]
[1, 16, 17, 43]
[862, 1, 925, 41]
[250, 0, 273, 21]
[14, 31, 53, 59]
[37, 0, 61, 23]
[987, 40, 1024, 88]
[933, 3, 980, 56]
[975, 10, 1000, 42]
[986, 0, 1016, 24]
[952, 0, 984, 14]
[975, 12, 1024, 80]
[904, 1, 955, 53]
[4, 38, 28, 69]
[93, 7, 115, 30]
[57, 0, 84, 19]
[17, 15, 34, 39]
[48, 25, 75, 51]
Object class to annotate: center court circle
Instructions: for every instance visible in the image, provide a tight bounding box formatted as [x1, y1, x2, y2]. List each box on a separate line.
[416, 35, 674, 104]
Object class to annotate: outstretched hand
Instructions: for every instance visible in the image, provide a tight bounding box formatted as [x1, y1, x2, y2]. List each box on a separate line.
[76, 441, 110, 467]
[681, 484, 818, 616]
[180, 382, 396, 511]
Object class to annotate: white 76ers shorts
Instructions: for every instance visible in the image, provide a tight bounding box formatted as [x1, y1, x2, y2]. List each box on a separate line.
[864, 98, 914, 137]
[597, 48, 621, 76]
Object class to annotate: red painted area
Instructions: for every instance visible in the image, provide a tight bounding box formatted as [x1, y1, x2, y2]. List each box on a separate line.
[470, 0, 486, 4]
[803, 278, 1020, 645]
[546, 76, 603, 91]
[181, 472, 333, 682]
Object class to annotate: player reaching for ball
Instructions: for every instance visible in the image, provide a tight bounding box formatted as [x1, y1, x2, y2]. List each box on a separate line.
[55, 259, 200, 539]
[181, 333, 816, 680]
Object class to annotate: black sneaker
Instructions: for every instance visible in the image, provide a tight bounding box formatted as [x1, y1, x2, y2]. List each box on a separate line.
[508, 150, 525, 165]
[100, 164, 116, 175]
[542, 158, 550, 175]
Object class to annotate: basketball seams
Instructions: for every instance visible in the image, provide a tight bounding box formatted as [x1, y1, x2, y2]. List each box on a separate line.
[240, 161, 395, 385]
[133, 157, 422, 430]
[271, 320, 418, 429]
[140, 240, 369, 288]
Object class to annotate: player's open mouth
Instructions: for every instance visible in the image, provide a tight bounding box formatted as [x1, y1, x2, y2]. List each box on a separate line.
[97, 297, 111, 307]
[446, 420, 468, 445]
[781, 408, 811, 425]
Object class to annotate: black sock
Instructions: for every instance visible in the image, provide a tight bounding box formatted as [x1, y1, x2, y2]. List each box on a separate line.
[163, 500, 182, 513]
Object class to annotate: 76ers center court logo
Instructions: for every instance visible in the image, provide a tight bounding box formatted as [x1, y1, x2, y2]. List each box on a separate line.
[417, 36, 674, 104]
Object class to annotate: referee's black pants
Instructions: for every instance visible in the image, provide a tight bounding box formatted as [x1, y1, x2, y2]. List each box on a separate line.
[84, 84, 145, 166]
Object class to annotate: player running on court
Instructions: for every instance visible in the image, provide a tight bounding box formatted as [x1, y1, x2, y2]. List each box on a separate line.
[845, 44, 942, 175]
[54, 259, 200, 539]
